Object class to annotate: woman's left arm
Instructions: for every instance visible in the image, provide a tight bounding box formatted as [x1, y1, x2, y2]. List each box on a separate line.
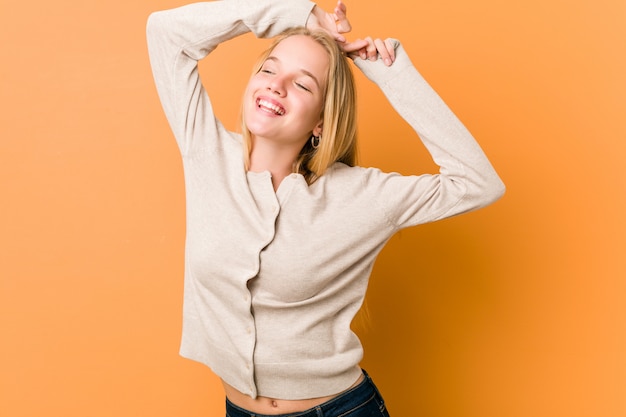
[352, 39, 505, 227]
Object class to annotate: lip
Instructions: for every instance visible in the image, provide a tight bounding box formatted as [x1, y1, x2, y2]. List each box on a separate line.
[255, 95, 286, 116]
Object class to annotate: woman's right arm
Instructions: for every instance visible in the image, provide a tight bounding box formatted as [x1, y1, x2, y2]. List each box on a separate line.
[146, 0, 315, 153]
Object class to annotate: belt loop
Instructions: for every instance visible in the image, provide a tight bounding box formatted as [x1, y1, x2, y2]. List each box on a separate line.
[315, 405, 323, 416]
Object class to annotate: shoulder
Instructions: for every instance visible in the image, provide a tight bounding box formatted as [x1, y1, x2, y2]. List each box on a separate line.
[320, 162, 396, 191]
[182, 121, 242, 158]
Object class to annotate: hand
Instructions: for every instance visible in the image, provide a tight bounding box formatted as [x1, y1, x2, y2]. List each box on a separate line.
[348, 37, 396, 66]
[306, 1, 353, 43]
[306, 2, 395, 66]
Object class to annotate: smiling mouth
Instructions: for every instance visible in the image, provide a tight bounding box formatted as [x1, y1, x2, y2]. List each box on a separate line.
[257, 98, 285, 116]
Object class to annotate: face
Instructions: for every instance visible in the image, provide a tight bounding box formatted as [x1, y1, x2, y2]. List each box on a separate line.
[243, 35, 329, 149]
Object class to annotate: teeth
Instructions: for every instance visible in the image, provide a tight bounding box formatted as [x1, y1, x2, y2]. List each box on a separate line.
[258, 99, 285, 115]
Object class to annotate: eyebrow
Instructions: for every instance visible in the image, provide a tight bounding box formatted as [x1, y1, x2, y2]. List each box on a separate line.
[265, 56, 321, 89]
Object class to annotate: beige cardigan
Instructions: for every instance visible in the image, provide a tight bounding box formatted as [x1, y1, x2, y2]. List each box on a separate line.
[147, 0, 504, 400]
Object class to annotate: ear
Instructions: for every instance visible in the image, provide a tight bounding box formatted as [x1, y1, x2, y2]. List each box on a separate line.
[313, 120, 323, 137]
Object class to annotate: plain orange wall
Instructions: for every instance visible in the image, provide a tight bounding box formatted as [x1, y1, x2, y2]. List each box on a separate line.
[1, 0, 624, 416]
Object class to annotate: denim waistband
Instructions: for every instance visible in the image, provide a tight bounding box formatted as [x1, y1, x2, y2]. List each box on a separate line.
[225, 369, 384, 417]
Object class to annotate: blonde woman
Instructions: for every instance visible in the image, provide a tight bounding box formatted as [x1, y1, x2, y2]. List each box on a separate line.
[147, 1, 504, 416]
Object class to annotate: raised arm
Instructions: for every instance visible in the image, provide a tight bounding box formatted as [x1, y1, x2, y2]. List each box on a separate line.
[146, 0, 315, 154]
[352, 39, 505, 226]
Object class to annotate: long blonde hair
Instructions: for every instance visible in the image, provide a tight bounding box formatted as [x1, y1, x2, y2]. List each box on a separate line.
[240, 27, 358, 184]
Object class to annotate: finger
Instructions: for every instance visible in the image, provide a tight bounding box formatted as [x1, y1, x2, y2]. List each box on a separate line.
[384, 38, 396, 63]
[333, 31, 347, 43]
[340, 38, 368, 59]
[325, 15, 346, 43]
[341, 38, 369, 54]
[346, 46, 368, 61]
[334, 1, 347, 21]
[333, 1, 352, 33]
[364, 36, 377, 61]
[346, 50, 360, 61]
[359, 46, 367, 60]
[336, 18, 352, 34]
[374, 38, 392, 66]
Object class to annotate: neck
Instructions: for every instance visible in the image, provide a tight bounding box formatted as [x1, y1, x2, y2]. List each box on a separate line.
[248, 138, 303, 191]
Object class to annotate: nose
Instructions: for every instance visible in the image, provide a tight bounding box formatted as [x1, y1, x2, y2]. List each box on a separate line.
[267, 76, 286, 96]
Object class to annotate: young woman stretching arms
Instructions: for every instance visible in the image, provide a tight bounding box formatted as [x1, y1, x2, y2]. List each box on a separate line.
[147, 1, 505, 415]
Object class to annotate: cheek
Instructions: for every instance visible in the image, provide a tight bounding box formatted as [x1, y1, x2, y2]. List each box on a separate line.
[304, 97, 324, 126]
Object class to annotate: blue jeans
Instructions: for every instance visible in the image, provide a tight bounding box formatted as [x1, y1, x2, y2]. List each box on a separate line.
[225, 370, 390, 417]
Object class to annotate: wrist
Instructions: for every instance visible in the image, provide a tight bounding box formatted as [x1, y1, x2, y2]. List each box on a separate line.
[306, 5, 321, 30]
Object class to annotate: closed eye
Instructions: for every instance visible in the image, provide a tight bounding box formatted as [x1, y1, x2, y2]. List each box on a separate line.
[295, 82, 311, 92]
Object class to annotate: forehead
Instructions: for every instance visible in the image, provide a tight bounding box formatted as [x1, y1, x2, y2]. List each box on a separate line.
[268, 35, 330, 80]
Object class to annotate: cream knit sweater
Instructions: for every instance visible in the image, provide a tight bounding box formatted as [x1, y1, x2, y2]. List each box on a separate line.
[147, 0, 504, 400]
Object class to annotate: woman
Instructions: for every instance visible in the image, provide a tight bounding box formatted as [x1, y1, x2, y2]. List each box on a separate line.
[147, 1, 505, 416]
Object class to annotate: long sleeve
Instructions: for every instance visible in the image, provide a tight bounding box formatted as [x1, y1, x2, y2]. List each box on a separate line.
[146, 0, 315, 155]
[353, 40, 505, 228]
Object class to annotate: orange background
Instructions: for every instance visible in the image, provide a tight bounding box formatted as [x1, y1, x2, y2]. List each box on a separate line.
[1, 0, 625, 416]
